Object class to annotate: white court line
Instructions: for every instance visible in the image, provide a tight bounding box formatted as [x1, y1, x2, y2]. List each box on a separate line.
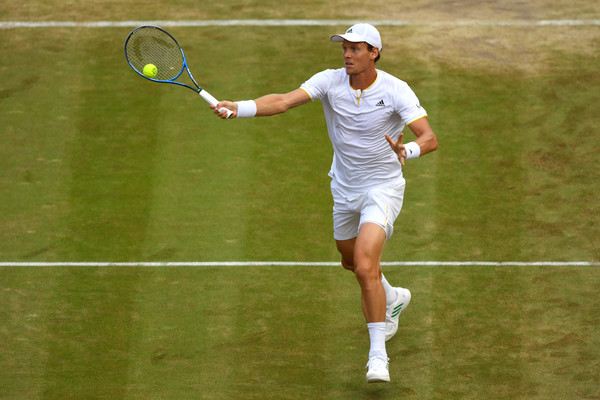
[0, 261, 598, 267]
[1, 19, 599, 29]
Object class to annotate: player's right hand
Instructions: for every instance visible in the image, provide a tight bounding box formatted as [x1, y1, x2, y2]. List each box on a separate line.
[213, 101, 237, 119]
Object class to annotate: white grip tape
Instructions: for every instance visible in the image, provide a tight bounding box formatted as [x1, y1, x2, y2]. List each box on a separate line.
[199, 90, 233, 119]
[199, 90, 218, 105]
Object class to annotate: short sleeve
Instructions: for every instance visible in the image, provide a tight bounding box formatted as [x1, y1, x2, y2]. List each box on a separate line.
[300, 69, 337, 102]
[394, 82, 428, 125]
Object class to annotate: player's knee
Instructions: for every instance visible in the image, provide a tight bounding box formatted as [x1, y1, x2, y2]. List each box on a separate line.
[340, 256, 355, 271]
[353, 262, 381, 289]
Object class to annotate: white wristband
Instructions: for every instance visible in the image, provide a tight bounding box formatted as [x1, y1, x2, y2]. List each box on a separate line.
[235, 100, 257, 118]
[404, 141, 421, 160]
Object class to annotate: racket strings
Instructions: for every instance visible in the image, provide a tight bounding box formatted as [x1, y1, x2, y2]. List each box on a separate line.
[125, 27, 184, 81]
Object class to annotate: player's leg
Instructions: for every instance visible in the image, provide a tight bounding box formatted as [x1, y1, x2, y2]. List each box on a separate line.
[331, 183, 389, 382]
[355, 223, 390, 382]
[338, 238, 404, 321]
[336, 237, 356, 271]
[381, 274, 396, 302]
[360, 184, 411, 341]
[353, 222, 387, 323]
[337, 223, 388, 320]
[337, 223, 390, 382]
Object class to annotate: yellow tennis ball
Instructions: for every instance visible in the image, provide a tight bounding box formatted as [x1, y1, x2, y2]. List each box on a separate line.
[142, 63, 157, 78]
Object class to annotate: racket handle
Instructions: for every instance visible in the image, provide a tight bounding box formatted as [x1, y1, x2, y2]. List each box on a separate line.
[199, 90, 233, 119]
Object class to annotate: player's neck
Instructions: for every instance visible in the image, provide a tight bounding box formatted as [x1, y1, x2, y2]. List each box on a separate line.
[349, 69, 378, 91]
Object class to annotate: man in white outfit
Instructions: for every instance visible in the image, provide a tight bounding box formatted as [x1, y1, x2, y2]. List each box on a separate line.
[213, 23, 438, 383]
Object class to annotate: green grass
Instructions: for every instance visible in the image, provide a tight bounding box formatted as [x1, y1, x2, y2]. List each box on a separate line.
[2, 265, 598, 399]
[1, 2, 599, 399]
[2, 26, 598, 262]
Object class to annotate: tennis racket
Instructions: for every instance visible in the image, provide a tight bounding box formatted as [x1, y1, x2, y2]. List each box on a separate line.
[124, 25, 232, 118]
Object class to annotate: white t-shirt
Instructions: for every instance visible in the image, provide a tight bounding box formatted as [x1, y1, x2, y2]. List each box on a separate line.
[301, 68, 427, 191]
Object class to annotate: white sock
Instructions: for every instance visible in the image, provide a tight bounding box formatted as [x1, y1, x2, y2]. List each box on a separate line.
[381, 274, 398, 306]
[367, 322, 387, 358]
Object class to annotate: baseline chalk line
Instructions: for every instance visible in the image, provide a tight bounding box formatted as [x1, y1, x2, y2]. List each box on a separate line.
[1, 19, 599, 29]
[0, 261, 598, 267]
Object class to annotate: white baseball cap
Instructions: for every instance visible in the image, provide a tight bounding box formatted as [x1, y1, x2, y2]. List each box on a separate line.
[330, 23, 383, 51]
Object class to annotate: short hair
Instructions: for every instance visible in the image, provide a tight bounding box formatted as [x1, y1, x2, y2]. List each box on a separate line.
[367, 44, 381, 63]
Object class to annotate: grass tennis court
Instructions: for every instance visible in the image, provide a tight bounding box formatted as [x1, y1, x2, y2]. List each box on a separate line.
[1, 1, 599, 399]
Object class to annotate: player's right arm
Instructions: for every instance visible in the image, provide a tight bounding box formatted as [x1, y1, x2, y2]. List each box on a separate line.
[214, 88, 311, 119]
[254, 89, 312, 116]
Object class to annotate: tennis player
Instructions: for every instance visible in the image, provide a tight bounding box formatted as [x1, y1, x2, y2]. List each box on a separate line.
[213, 23, 438, 383]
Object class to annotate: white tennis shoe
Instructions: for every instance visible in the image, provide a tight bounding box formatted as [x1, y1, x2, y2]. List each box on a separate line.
[366, 355, 390, 383]
[385, 287, 411, 341]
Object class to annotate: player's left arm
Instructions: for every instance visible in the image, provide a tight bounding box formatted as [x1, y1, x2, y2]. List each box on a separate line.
[407, 117, 438, 156]
[385, 117, 438, 166]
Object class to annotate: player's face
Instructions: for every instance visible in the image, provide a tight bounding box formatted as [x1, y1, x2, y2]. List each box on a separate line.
[341, 40, 377, 76]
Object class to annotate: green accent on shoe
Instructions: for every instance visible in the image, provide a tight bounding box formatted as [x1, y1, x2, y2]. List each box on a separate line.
[391, 302, 404, 318]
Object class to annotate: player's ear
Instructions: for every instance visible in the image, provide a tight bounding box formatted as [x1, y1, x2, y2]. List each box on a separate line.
[370, 47, 380, 61]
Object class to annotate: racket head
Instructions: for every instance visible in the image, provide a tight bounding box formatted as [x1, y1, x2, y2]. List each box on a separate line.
[124, 26, 186, 83]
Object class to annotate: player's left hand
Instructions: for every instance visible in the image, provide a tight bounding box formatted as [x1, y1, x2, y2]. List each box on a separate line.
[385, 132, 408, 166]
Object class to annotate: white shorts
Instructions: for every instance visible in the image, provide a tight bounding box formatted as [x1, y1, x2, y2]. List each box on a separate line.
[331, 179, 406, 241]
